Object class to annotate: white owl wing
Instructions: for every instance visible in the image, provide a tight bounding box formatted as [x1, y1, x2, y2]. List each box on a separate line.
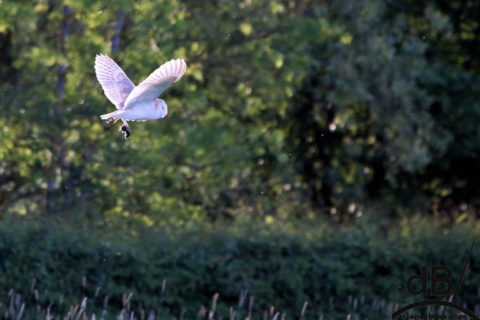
[95, 54, 135, 109]
[124, 59, 186, 109]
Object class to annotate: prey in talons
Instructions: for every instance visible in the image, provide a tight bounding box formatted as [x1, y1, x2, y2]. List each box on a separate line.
[104, 117, 130, 139]
[119, 122, 130, 139]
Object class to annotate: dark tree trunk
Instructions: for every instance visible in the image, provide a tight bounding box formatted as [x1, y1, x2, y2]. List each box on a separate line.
[111, 10, 126, 53]
[0, 31, 14, 82]
[56, 5, 72, 99]
[47, 5, 72, 212]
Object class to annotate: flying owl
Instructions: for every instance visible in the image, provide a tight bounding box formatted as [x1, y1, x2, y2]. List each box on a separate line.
[95, 54, 187, 139]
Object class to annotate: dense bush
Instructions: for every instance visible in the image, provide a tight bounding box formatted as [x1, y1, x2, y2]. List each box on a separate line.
[1, 216, 479, 319]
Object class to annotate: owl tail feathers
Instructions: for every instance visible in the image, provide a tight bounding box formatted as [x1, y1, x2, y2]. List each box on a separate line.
[100, 110, 123, 120]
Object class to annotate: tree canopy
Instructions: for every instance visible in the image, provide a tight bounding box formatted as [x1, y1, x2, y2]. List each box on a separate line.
[1, 0, 480, 223]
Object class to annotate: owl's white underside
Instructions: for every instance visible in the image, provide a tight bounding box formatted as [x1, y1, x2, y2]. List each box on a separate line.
[116, 99, 168, 121]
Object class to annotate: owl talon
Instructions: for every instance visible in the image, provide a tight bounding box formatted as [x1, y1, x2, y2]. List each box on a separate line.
[120, 125, 130, 139]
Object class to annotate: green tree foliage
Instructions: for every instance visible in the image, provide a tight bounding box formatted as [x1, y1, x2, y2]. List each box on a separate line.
[1, 0, 480, 222]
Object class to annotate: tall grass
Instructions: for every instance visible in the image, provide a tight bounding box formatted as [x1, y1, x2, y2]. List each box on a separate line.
[2, 280, 397, 320]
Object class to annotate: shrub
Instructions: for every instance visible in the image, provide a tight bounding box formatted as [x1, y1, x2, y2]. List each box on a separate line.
[0, 216, 479, 319]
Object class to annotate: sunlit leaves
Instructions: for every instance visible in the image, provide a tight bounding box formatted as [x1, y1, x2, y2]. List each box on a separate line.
[239, 23, 252, 36]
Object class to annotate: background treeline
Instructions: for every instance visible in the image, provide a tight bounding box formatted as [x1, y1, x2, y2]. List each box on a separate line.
[2, 0, 480, 223]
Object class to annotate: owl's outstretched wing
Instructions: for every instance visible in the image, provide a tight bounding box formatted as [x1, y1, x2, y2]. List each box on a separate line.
[95, 54, 135, 109]
[124, 59, 186, 109]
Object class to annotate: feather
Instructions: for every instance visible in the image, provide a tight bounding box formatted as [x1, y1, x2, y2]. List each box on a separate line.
[95, 54, 135, 109]
[124, 59, 187, 108]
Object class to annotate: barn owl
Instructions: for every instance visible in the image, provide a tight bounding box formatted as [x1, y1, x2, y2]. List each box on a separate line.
[95, 54, 187, 139]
